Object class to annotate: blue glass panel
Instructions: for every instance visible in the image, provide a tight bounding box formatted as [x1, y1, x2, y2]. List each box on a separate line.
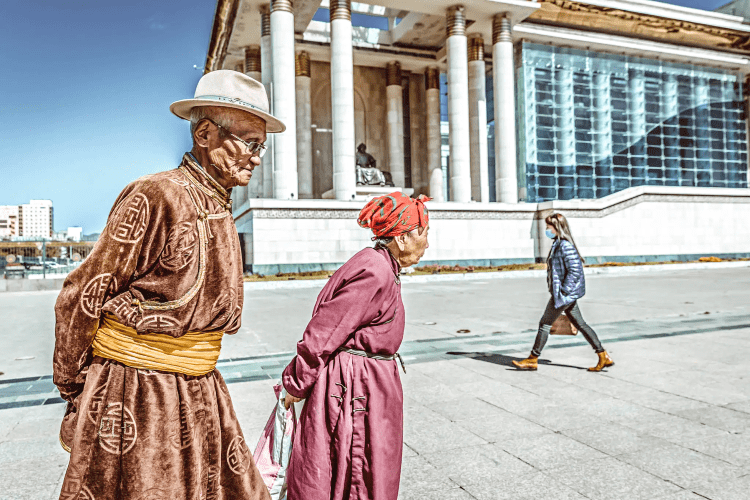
[519, 42, 748, 202]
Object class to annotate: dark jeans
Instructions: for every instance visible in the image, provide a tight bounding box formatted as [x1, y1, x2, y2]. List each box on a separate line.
[531, 297, 604, 357]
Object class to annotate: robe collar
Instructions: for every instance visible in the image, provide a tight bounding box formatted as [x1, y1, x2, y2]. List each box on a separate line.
[374, 244, 402, 283]
[180, 153, 233, 210]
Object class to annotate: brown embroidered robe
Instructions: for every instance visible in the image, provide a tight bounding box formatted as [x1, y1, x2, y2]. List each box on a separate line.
[53, 153, 269, 500]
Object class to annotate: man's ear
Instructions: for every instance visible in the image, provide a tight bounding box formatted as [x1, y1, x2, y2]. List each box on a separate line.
[193, 119, 212, 148]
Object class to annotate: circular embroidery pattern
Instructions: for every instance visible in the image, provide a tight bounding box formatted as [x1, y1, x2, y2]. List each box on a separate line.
[109, 294, 139, 326]
[80, 274, 114, 319]
[160, 221, 198, 271]
[98, 402, 137, 454]
[109, 193, 149, 243]
[86, 382, 108, 425]
[211, 287, 237, 326]
[60, 467, 95, 500]
[226, 435, 251, 475]
[137, 314, 180, 333]
[136, 489, 169, 500]
[201, 465, 220, 500]
[168, 401, 194, 450]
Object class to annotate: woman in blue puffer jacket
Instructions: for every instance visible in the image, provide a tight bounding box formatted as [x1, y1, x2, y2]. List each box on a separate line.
[513, 212, 614, 372]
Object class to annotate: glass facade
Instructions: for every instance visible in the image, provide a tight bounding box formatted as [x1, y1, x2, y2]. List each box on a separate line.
[519, 43, 748, 202]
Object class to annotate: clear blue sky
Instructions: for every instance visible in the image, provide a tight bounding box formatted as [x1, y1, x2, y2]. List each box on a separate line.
[0, 0, 734, 233]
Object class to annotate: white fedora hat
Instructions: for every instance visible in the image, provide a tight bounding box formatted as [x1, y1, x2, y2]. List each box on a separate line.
[170, 70, 285, 133]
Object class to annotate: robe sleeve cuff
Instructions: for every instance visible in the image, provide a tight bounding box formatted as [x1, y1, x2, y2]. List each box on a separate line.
[281, 359, 308, 399]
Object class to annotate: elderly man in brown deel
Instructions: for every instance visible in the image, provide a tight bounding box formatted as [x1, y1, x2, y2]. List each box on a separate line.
[53, 70, 282, 500]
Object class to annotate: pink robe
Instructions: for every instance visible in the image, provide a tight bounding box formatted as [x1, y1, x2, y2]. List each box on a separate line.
[282, 246, 405, 500]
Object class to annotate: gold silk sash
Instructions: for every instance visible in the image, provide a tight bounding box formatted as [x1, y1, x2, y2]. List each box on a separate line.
[91, 314, 224, 376]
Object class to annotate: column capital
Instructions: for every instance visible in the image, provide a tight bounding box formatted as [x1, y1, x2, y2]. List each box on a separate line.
[330, 0, 351, 21]
[425, 66, 439, 90]
[270, 0, 293, 14]
[468, 35, 484, 62]
[260, 5, 271, 36]
[245, 45, 261, 73]
[446, 5, 466, 37]
[492, 15, 511, 45]
[295, 51, 311, 77]
[386, 61, 402, 87]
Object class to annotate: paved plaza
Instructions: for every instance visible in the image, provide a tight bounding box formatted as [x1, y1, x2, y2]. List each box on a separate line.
[1, 266, 749, 499]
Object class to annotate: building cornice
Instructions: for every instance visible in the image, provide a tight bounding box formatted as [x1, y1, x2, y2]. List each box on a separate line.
[571, 0, 748, 31]
[528, 0, 750, 55]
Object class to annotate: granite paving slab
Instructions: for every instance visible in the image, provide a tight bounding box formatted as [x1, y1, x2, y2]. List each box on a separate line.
[543, 456, 682, 500]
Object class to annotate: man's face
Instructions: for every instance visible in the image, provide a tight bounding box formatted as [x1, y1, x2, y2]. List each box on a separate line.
[205, 112, 267, 188]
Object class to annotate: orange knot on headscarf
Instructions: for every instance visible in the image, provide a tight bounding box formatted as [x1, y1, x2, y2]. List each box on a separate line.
[357, 192, 431, 240]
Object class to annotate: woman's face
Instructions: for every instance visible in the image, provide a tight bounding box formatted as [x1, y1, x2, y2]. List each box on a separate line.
[397, 225, 430, 268]
[546, 224, 558, 236]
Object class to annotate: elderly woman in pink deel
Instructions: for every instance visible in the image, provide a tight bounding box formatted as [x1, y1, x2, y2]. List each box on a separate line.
[281, 192, 431, 500]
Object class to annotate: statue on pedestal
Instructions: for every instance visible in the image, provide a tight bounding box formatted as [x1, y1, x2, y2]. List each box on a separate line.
[356, 143, 393, 186]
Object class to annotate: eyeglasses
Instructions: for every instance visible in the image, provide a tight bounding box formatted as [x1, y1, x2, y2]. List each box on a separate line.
[206, 119, 267, 158]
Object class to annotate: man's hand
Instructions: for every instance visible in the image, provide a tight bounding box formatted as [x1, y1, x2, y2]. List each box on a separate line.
[284, 394, 303, 410]
[57, 381, 85, 405]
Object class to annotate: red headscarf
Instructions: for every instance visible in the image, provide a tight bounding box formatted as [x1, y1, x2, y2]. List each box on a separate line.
[357, 192, 431, 239]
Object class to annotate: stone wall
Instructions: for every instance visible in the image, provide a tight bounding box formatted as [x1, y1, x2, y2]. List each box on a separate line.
[233, 186, 750, 274]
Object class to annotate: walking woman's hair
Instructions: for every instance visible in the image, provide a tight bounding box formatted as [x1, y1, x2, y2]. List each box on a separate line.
[545, 212, 585, 263]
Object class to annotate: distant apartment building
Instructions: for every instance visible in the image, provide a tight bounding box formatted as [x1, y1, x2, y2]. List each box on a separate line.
[53, 226, 83, 242]
[0, 200, 53, 239]
[66, 226, 82, 241]
[0, 206, 19, 238]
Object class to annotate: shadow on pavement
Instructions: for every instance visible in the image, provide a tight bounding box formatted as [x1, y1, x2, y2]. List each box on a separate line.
[446, 352, 587, 371]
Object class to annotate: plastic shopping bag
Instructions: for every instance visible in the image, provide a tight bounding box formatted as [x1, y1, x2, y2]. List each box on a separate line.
[252, 384, 297, 500]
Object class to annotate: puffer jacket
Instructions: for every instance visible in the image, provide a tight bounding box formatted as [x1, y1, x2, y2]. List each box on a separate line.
[547, 238, 586, 309]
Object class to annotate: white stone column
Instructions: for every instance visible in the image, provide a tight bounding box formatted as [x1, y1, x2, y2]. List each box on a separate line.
[426, 67, 444, 201]
[260, 6, 274, 198]
[468, 35, 489, 202]
[270, 0, 298, 199]
[386, 61, 405, 188]
[330, 0, 357, 200]
[244, 45, 263, 199]
[492, 14, 518, 203]
[446, 6, 472, 202]
[296, 51, 313, 199]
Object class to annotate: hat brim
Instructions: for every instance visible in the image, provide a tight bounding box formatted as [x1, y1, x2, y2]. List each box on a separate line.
[170, 99, 286, 133]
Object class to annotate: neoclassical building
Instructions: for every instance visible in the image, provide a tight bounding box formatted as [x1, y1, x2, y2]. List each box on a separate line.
[204, 0, 750, 273]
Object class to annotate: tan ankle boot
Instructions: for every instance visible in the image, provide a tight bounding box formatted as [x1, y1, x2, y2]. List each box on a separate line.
[512, 354, 539, 371]
[588, 351, 614, 372]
